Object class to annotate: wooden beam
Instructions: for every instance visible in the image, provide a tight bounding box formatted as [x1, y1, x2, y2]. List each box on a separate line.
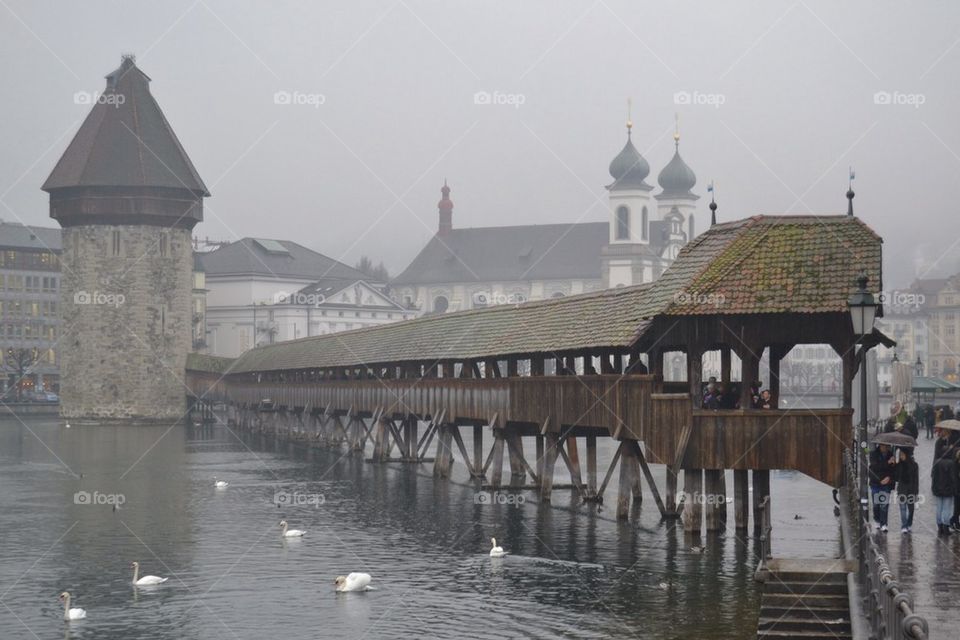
[734, 469, 749, 529]
[617, 440, 635, 520]
[451, 425, 478, 476]
[586, 434, 598, 500]
[684, 469, 703, 535]
[597, 442, 622, 500]
[636, 441, 668, 517]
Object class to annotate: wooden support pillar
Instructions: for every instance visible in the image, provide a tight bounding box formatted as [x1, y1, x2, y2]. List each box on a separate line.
[617, 440, 638, 520]
[666, 466, 678, 513]
[769, 344, 789, 409]
[688, 344, 704, 408]
[566, 437, 583, 487]
[473, 424, 483, 475]
[636, 442, 668, 517]
[433, 424, 453, 478]
[704, 469, 723, 532]
[752, 469, 770, 533]
[739, 345, 761, 410]
[684, 469, 703, 535]
[647, 348, 661, 379]
[585, 435, 598, 500]
[531, 356, 544, 376]
[720, 346, 732, 384]
[507, 358, 518, 377]
[734, 469, 749, 529]
[612, 353, 623, 374]
[489, 429, 505, 488]
[405, 417, 418, 462]
[506, 430, 525, 483]
[372, 417, 389, 462]
[535, 435, 545, 481]
[540, 419, 559, 502]
[833, 341, 856, 409]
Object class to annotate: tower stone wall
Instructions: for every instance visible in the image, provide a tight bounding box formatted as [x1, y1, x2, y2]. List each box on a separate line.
[59, 225, 194, 420]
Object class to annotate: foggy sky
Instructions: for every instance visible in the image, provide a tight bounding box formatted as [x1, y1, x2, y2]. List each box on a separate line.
[2, 1, 959, 288]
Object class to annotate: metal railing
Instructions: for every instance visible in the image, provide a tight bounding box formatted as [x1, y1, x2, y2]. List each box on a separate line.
[843, 450, 929, 639]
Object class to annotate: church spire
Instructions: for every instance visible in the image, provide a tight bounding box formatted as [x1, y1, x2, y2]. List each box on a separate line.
[846, 167, 855, 216]
[437, 180, 453, 235]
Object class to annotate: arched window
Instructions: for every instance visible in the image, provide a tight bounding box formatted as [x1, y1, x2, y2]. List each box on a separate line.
[615, 206, 630, 240]
[688, 214, 695, 240]
[551, 291, 566, 298]
[641, 206, 649, 241]
[433, 295, 449, 313]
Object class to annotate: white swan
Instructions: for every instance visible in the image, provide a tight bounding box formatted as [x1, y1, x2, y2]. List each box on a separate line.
[334, 573, 371, 592]
[279, 519, 305, 537]
[58, 592, 86, 620]
[131, 561, 168, 585]
[489, 537, 506, 557]
[213, 477, 228, 489]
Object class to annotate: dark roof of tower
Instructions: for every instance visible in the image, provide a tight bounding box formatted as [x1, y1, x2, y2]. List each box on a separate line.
[657, 146, 697, 198]
[607, 135, 651, 190]
[198, 238, 369, 281]
[391, 222, 608, 285]
[42, 56, 209, 195]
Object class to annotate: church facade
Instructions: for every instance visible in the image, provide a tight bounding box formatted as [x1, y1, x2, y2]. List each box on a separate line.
[391, 122, 703, 314]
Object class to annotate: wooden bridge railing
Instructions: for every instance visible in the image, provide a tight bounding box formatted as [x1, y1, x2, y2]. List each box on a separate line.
[186, 369, 853, 486]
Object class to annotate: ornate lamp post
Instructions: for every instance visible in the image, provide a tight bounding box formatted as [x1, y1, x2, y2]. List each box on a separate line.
[847, 274, 878, 524]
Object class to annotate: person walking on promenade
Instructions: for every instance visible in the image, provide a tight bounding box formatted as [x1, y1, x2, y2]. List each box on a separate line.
[932, 429, 958, 536]
[869, 443, 896, 532]
[895, 447, 919, 533]
[884, 401, 918, 439]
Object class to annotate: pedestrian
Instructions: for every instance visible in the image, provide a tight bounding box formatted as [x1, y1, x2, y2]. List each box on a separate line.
[869, 443, 896, 532]
[758, 389, 773, 410]
[931, 429, 958, 535]
[702, 382, 719, 409]
[895, 447, 919, 533]
[924, 404, 935, 439]
[884, 401, 919, 439]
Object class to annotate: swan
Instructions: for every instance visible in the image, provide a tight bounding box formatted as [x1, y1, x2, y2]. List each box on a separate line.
[58, 592, 86, 620]
[334, 573, 372, 592]
[489, 537, 506, 557]
[213, 477, 228, 489]
[131, 561, 168, 585]
[689, 545, 704, 554]
[279, 520, 305, 537]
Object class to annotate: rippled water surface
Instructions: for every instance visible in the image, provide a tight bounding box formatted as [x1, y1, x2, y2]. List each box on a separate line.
[0, 417, 846, 639]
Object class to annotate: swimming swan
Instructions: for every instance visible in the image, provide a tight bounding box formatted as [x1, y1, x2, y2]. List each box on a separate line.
[214, 477, 228, 489]
[58, 592, 86, 620]
[334, 573, 372, 592]
[489, 537, 506, 557]
[279, 520, 306, 537]
[131, 561, 168, 585]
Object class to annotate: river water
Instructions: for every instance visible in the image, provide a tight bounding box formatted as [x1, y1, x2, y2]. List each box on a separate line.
[0, 416, 880, 639]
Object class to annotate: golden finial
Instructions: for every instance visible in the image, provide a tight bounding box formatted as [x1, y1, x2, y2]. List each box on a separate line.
[673, 112, 680, 145]
[626, 98, 633, 134]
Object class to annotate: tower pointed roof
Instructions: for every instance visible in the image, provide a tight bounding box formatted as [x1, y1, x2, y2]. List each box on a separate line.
[42, 55, 209, 196]
[657, 132, 697, 199]
[607, 117, 651, 191]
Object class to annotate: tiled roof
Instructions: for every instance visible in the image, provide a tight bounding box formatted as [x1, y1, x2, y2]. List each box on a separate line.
[0, 222, 62, 251]
[230, 215, 881, 373]
[391, 222, 609, 285]
[199, 238, 369, 281]
[42, 57, 208, 195]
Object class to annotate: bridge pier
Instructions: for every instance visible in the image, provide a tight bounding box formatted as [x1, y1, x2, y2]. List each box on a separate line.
[734, 469, 750, 529]
[705, 469, 724, 532]
[752, 470, 770, 533]
[684, 469, 703, 535]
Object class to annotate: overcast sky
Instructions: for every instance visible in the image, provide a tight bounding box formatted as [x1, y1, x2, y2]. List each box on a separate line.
[2, 1, 959, 287]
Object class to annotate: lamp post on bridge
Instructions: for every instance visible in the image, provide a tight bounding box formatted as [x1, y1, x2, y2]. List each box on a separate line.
[847, 274, 878, 527]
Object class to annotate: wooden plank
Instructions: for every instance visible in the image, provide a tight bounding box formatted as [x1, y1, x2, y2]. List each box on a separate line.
[540, 433, 559, 502]
[617, 441, 633, 520]
[586, 435, 598, 499]
[636, 442, 667, 517]
[704, 469, 723, 532]
[684, 469, 703, 535]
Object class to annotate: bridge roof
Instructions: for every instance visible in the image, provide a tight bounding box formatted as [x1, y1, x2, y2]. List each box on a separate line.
[229, 214, 881, 373]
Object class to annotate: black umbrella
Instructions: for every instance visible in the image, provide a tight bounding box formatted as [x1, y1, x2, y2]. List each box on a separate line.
[870, 432, 918, 448]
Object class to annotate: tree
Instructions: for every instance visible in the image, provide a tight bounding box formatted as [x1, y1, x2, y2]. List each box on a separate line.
[3, 347, 40, 401]
[355, 256, 389, 283]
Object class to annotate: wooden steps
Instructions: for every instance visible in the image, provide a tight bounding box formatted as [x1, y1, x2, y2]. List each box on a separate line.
[757, 568, 852, 640]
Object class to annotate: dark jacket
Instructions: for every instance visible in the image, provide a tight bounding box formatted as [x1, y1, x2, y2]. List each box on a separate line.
[895, 457, 919, 497]
[884, 414, 918, 439]
[932, 456, 958, 497]
[869, 448, 895, 489]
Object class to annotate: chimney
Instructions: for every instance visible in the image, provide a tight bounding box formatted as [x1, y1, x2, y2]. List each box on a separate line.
[438, 180, 453, 235]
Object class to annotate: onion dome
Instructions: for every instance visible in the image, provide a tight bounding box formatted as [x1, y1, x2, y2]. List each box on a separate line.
[657, 136, 697, 198]
[608, 125, 651, 190]
[438, 180, 453, 213]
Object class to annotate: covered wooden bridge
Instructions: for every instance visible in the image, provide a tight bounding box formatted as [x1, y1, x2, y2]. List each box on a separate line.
[186, 214, 889, 533]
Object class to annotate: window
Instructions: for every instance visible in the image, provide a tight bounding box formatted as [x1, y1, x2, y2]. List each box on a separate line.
[551, 292, 566, 298]
[159, 232, 167, 257]
[688, 214, 695, 239]
[641, 207, 649, 241]
[111, 230, 122, 256]
[433, 295, 449, 313]
[615, 206, 630, 240]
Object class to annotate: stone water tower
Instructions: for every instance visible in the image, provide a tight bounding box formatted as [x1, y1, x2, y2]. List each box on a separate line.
[42, 55, 209, 421]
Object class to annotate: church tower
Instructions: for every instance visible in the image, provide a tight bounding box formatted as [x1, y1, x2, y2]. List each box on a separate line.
[655, 123, 699, 260]
[42, 55, 209, 421]
[601, 114, 655, 288]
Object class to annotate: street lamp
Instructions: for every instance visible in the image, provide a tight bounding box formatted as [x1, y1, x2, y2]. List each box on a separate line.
[847, 274, 878, 533]
[915, 356, 924, 377]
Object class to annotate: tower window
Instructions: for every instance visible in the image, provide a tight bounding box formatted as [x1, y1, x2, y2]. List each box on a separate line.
[433, 295, 449, 313]
[111, 230, 122, 256]
[688, 214, 695, 240]
[615, 206, 630, 240]
[641, 207, 649, 241]
[159, 232, 167, 257]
